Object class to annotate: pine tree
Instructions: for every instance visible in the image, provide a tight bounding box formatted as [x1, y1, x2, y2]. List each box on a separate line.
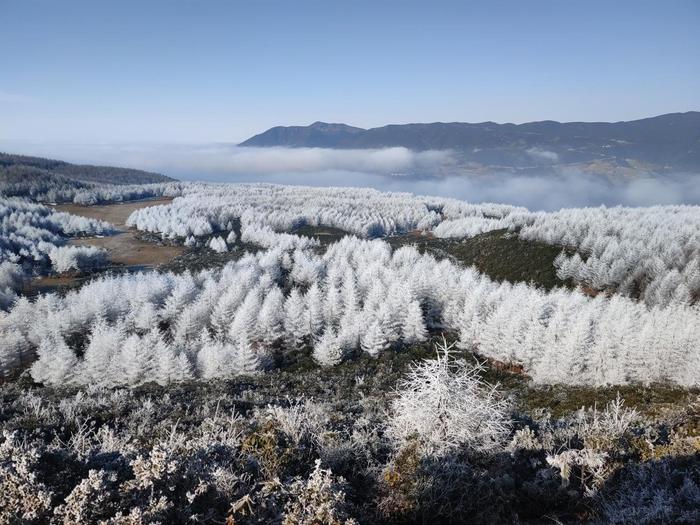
[233, 340, 261, 375]
[229, 287, 262, 346]
[151, 329, 193, 385]
[210, 286, 247, 339]
[336, 311, 361, 353]
[31, 332, 78, 386]
[401, 300, 428, 344]
[360, 320, 389, 357]
[363, 280, 385, 314]
[284, 289, 308, 349]
[341, 268, 359, 314]
[257, 286, 285, 347]
[81, 319, 125, 385]
[131, 302, 159, 333]
[313, 327, 343, 367]
[172, 307, 201, 346]
[208, 236, 228, 253]
[324, 284, 343, 327]
[305, 283, 325, 342]
[196, 339, 235, 379]
[116, 333, 156, 386]
[0, 330, 30, 378]
[162, 274, 198, 322]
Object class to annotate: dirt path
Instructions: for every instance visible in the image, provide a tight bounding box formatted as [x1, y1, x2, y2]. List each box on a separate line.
[51, 198, 184, 268]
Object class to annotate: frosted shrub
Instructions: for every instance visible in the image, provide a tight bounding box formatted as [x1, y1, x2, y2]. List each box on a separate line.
[282, 459, 357, 525]
[546, 448, 609, 493]
[52, 469, 118, 524]
[261, 398, 329, 446]
[0, 431, 53, 523]
[597, 459, 700, 524]
[387, 337, 510, 455]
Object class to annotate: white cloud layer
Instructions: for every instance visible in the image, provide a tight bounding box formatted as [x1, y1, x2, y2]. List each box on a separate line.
[2, 141, 700, 211]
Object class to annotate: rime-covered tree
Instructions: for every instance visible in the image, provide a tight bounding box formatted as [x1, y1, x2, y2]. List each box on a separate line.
[208, 236, 228, 253]
[116, 333, 156, 386]
[151, 330, 193, 384]
[313, 327, 343, 367]
[284, 289, 308, 349]
[401, 300, 428, 344]
[196, 337, 234, 379]
[81, 320, 125, 385]
[232, 340, 261, 375]
[30, 332, 78, 386]
[257, 286, 286, 347]
[305, 283, 325, 342]
[229, 288, 262, 346]
[210, 286, 248, 339]
[0, 330, 30, 378]
[360, 320, 389, 357]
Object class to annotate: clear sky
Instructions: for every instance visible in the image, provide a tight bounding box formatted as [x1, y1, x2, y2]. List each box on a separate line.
[1, 0, 698, 143]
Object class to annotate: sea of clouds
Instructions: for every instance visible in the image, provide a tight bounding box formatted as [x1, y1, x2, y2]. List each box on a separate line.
[3, 141, 700, 211]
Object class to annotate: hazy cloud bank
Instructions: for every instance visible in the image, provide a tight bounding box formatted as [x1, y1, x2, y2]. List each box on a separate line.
[2, 141, 699, 211]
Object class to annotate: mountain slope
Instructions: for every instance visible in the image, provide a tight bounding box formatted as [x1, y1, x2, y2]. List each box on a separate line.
[0, 152, 174, 184]
[240, 112, 700, 173]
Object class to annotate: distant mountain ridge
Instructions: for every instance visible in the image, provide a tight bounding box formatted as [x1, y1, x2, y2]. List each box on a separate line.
[0, 152, 174, 185]
[240, 112, 700, 174]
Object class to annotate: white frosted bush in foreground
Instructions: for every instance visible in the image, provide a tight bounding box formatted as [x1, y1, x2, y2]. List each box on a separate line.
[387, 337, 511, 455]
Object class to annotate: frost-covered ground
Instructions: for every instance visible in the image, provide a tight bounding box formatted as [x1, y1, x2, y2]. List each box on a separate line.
[0, 181, 698, 523]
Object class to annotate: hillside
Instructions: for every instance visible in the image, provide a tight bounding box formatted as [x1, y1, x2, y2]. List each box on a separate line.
[2, 181, 699, 523]
[0, 152, 174, 185]
[240, 111, 700, 174]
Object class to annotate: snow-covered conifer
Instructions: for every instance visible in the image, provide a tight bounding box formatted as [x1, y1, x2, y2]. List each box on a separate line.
[257, 286, 286, 347]
[401, 300, 428, 344]
[30, 332, 78, 386]
[360, 320, 389, 357]
[81, 320, 124, 385]
[305, 283, 325, 341]
[284, 289, 308, 349]
[313, 328, 343, 367]
[208, 236, 228, 253]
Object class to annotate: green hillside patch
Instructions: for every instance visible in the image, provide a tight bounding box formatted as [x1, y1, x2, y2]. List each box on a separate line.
[389, 229, 572, 290]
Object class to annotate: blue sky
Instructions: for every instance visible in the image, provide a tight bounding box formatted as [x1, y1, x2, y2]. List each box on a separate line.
[1, 0, 698, 143]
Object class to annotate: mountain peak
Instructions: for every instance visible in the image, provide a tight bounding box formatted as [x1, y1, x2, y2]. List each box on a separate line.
[239, 112, 700, 173]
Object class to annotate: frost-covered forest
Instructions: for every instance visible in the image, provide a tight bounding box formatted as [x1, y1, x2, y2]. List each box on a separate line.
[0, 197, 112, 307]
[0, 166, 182, 204]
[128, 184, 700, 306]
[2, 183, 699, 385]
[2, 235, 698, 387]
[0, 180, 698, 523]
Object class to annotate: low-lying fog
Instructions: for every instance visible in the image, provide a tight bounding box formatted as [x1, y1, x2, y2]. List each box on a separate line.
[4, 141, 700, 211]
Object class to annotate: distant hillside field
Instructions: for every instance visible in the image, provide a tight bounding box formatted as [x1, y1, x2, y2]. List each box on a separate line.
[241, 112, 700, 174]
